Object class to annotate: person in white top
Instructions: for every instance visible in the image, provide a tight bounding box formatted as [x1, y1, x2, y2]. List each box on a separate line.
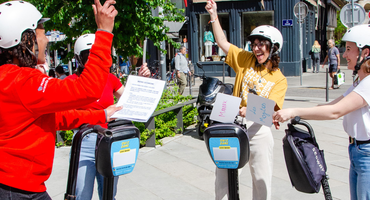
[273, 24, 370, 200]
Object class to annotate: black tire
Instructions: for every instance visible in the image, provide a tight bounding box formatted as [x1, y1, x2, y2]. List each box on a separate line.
[197, 124, 204, 140]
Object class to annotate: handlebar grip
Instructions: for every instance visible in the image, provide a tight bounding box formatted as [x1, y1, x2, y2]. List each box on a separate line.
[199, 110, 212, 114]
[289, 116, 316, 139]
[93, 125, 112, 137]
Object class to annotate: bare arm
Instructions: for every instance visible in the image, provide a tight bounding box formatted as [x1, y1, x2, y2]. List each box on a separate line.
[113, 85, 124, 100]
[321, 55, 328, 68]
[205, 0, 230, 54]
[337, 54, 341, 69]
[273, 91, 367, 123]
[317, 95, 344, 106]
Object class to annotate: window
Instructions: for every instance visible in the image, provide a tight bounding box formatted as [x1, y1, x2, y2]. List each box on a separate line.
[199, 13, 229, 62]
[241, 11, 274, 51]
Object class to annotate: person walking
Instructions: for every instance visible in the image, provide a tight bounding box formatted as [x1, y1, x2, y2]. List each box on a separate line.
[0, 0, 121, 199]
[175, 46, 191, 95]
[322, 39, 340, 89]
[66, 33, 149, 200]
[206, 1, 287, 199]
[273, 24, 370, 200]
[311, 40, 321, 73]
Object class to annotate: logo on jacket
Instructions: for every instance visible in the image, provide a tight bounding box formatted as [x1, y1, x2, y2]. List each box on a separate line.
[38, 77, 52, 93]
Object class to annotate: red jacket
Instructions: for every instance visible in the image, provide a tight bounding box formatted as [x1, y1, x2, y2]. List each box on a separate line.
[0, 31, 113, 192]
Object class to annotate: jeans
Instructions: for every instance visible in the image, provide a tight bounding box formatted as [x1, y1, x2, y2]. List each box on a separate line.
[0, 183, 51, 200]
[312, 53, 320, 73]
[75, 133, 118, 200]
[349, 142, 370, 200]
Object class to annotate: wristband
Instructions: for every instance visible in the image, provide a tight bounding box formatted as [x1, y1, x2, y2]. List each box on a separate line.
[208, 16, 218, 24]
[104, 109, 108, 122]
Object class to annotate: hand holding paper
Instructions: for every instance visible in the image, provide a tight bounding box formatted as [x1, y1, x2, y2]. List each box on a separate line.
[111, 75, 165, 122]
[245, 93, 275, 127]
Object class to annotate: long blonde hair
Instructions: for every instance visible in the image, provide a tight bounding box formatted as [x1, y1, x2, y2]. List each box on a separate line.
[313, 40, 320, 48]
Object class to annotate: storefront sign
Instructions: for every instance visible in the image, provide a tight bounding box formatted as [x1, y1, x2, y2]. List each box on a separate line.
[282, 19, 293, 26]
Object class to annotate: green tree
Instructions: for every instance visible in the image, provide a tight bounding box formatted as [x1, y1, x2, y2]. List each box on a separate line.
[334, 10, 347, 47]
[0, 0, 184, 61]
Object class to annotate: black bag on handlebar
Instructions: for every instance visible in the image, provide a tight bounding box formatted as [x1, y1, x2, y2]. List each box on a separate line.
[198, 77, 233, 106]
[283, 117, 328, 194]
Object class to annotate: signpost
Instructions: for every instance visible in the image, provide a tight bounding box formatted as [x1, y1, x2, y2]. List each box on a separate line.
[294, 2, 308, 86]
[340, 2, 365, 28]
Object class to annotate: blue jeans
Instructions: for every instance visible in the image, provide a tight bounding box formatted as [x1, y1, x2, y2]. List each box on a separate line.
[75, 133, 118, 200]
[349, 142, 370, 200]
[0, 183, 51, 200]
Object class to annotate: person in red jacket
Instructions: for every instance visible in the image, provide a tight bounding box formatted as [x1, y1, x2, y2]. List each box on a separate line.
[66, 33, 150, 200]
[0, 0, 120, 199]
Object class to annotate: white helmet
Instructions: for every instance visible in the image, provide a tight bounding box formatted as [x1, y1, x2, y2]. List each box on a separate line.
[0, 1, 48, 49]
[341, 24, 370, 49]
[74, 34, 95, 55]
[248, 25, 283, 53]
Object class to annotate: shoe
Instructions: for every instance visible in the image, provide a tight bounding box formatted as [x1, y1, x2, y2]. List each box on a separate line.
[329, 87, 334, 90]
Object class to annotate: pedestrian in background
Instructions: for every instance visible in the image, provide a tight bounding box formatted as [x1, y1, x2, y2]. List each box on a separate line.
[322, 39, 340, 89]
[48, 68, 56, 78]
[273, 24, 370, 200]
[311, 40, 321, 73]
[175, 46, 191, 95]
[55, 64, 67, 80]
[206, 0, 287, 199]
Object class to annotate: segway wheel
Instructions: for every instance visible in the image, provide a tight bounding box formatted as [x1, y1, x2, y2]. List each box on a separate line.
[197, 124, 204, 140]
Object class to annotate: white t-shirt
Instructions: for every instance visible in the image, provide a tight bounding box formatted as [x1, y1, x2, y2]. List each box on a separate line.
[343, 75, 370, 140]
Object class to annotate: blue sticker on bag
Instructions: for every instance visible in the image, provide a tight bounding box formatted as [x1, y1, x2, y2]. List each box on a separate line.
[110, 138, 139, 176]
[209, 137, 240, 169]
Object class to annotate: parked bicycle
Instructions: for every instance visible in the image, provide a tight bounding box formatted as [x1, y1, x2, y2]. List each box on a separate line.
[148, 60, 161, 79]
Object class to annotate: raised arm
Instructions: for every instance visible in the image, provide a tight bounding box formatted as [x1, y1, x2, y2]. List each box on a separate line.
[205, 0, 230, 54]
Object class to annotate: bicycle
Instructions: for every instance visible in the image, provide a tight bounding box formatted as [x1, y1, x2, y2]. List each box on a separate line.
[148, 60, 161, 79]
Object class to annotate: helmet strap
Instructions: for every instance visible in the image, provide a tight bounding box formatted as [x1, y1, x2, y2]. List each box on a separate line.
[353, 49, 363, 77]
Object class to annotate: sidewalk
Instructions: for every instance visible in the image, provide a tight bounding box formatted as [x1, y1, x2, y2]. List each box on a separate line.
[46, 67, 352, 200]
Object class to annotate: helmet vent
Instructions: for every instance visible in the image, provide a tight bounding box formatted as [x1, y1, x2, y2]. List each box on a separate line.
[87, 43, 93, 46]
[15, 39, 18, 43]
[259, 31, 264, 33]
[5, 3, 12, 6]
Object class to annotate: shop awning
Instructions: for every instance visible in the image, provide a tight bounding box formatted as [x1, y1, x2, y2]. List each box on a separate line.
[304, 0, 317, 7]
[163, 21, 185, 33]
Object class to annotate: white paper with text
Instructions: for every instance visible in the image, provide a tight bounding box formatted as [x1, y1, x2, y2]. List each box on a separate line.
[210, 93, 241, 123]
[111, 75, 165, 122]
[245, 93, 275, 126]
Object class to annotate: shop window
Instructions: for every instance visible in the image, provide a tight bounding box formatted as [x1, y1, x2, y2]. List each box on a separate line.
[241, 11, 274, 51]
[199, 13, 229, 62]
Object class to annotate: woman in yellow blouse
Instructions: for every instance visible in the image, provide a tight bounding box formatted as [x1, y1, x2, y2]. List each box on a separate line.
[206, 0, 287, 199]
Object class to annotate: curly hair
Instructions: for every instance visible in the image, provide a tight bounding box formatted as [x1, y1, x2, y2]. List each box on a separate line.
[270, 44, 280, 69]
[0, 30, 37, 68]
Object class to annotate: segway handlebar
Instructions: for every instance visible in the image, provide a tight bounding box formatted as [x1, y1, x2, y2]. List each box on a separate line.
[93, 125, 112, 137]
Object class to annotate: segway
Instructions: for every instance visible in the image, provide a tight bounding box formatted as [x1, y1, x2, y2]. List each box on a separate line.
[283, 116, 332, 200]
[203, 121, 250, 200]
[64, 120, 140, 200]
[195, 62, 233, 139]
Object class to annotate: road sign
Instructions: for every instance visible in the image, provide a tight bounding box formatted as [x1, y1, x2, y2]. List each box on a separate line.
[294, 2, 308, 23]
[340, 3, 366, 28]
[282, 19, 293, 26]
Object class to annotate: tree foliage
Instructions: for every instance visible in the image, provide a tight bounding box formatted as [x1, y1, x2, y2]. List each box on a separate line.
[1, 0, 184, 60]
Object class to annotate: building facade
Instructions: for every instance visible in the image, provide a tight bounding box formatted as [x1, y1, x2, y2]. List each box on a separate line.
[185, 0, 343, 76]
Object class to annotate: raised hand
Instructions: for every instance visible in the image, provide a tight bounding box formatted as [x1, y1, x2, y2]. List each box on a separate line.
[138, 63, 150, 77]
[205, 0, 217, 20]
[92, 0, 118, 33]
